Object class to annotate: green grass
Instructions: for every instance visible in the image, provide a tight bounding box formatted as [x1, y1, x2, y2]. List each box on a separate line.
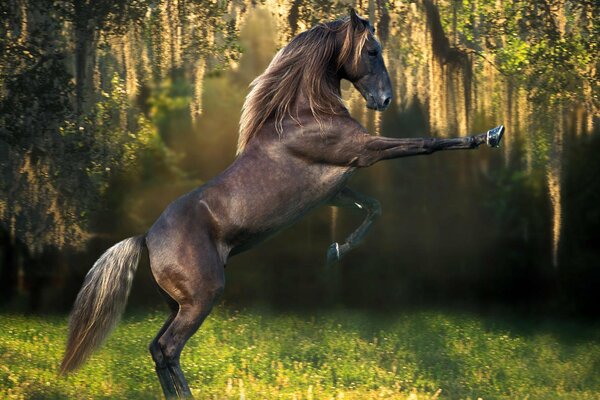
[1, 308, 599, 399]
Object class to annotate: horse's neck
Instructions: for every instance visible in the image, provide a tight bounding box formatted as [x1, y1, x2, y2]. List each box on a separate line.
[293, 77, 346, 115]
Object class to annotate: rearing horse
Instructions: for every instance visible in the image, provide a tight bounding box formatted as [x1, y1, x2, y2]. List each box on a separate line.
[61, 9, 503, 398]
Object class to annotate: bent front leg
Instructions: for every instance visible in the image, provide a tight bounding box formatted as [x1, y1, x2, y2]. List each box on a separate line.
[326, 187, 381, 266]
[356, 125, 505, 167]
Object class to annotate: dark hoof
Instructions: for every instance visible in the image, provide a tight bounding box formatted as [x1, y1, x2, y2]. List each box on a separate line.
[326, 242, 340, 266]
[486, 125, 505, 148]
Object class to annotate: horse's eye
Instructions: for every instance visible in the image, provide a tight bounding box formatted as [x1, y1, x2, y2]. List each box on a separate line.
[368, 49, 378, 57]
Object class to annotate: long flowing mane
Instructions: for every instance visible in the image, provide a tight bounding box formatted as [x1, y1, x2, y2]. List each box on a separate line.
[237, 17, 370, 154]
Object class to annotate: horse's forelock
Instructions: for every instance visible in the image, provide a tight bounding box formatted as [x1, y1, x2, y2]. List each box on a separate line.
[337, 18, 370, 72]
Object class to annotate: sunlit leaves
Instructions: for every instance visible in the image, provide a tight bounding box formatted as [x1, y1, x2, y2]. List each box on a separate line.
[436, 0, 598, 108]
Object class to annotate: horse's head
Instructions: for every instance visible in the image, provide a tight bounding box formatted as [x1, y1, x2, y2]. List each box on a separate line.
[339, 9, 392, 112]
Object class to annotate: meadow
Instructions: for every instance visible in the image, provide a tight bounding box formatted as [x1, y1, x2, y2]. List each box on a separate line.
[1, 308, 599, 399]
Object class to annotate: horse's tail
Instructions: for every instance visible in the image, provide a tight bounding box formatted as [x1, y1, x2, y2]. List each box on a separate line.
[60, 235, 145, 375]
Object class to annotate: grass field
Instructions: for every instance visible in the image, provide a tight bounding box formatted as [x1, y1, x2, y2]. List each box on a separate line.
[1, 308, 599, 399]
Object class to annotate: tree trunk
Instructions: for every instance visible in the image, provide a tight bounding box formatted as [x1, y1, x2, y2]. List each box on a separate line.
[0, 230, 17, 305]
[74, 1, 96, 116]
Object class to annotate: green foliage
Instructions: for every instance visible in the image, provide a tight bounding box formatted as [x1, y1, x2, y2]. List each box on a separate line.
[1, 309, 599, 399]
[495, 36, 529, 76]
[436, 0, 599, 107]
[147, 77, 193, 141]
[0, 68, 166, 252]
[62, 74, 165, 192]
[0, 1, 175, 254]
[0, 0, 244, 255]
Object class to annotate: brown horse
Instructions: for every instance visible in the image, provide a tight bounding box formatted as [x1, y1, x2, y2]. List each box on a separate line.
[60, 9, 504, 398]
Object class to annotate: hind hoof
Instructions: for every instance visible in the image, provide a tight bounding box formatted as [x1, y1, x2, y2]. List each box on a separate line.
[326, 242, 340, 266]
[486, 125, 505, 148]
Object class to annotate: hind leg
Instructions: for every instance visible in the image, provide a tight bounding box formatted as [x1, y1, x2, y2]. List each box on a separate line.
[148, 232, 225, 399]
[149, 289, 179, 398]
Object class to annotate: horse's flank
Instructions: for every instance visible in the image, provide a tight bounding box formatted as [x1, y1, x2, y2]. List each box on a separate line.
[237, 17, 370, 155]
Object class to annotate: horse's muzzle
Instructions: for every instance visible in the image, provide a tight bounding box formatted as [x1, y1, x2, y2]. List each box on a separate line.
[366, 93, 392, 111]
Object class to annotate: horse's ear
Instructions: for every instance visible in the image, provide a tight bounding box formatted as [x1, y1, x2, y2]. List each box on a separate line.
[349, 8, 365, 31]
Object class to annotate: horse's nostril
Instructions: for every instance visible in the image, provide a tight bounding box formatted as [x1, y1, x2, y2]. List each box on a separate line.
[382, 97, 391, 107]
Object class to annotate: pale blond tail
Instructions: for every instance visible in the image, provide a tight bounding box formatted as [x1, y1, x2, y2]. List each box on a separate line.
[60, 235, 144, 374]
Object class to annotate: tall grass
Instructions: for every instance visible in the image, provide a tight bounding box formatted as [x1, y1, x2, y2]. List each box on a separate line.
[1, 308, 599, 399]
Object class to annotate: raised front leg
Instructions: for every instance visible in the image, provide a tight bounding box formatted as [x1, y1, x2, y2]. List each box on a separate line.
[326, 187, 381, 266]
[355, 125, 505, 166]
[285, 123, 505, 168]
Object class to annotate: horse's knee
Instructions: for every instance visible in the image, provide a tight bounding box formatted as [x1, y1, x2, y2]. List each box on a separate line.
[149, 340, 167, 367]
[157, 294, 219, 364]
[157, 323, 190, 365]
[156, 340, 180, 367]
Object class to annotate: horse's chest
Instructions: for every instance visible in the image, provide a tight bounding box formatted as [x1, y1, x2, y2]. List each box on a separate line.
[225, 165, 353, 254]
[249, 163, 351, 225]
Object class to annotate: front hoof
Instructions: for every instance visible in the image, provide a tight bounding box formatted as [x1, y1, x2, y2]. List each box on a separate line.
[486, 125, 505, 148]
[326, 242, 340, 266]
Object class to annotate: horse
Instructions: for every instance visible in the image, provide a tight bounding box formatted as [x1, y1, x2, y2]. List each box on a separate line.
[60, 9, 504, 398]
